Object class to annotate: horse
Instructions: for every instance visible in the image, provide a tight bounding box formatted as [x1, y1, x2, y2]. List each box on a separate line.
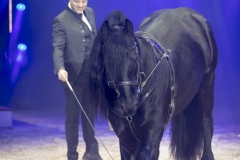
[89, 7, 218, 160]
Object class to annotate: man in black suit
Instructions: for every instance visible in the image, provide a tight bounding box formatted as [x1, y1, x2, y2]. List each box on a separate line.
[52, 0, 102, 160]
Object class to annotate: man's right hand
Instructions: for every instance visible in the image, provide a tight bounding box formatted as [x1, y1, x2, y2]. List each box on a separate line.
[58, 69, 68, 82]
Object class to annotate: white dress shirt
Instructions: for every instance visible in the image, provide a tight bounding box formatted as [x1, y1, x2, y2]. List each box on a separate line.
[68, 2, 92, 31]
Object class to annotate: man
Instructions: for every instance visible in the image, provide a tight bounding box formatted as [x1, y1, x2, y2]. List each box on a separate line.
[52, 0, 102, 160]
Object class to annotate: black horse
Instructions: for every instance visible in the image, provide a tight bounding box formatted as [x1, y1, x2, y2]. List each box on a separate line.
[89, 7, 218, 160]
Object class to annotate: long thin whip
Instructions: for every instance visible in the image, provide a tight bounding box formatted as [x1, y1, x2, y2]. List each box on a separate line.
[66, 80, 114, 160]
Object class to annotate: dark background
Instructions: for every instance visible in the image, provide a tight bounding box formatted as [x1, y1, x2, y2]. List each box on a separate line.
[0, 0, 239, 124]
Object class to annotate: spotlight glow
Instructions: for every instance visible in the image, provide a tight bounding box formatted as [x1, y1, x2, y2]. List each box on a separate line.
[16, 3, 26, 11]
[17, 54, 23, 62]
[18, 43, 27, 51]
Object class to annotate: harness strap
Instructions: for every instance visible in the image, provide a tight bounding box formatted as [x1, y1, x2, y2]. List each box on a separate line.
[137, 81, 155, 107]
[135, 31, 176, 130]
[150, 40, 176, 130]
[141, 52, 167, 88]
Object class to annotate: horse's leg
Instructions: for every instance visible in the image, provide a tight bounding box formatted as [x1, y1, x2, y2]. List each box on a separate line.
[119, 141, 136, 160]
[198, 73, 215, 160]
[135, 123, 164, 160]
[108, 113, 140, 160]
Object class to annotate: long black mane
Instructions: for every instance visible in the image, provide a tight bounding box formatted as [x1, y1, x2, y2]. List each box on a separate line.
[89, 10, 136, 114]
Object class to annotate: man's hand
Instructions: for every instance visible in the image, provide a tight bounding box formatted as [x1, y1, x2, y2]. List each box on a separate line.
[58, 69, 68, 82]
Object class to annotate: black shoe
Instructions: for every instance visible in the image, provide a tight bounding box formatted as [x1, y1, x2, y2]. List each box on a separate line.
[82, 152, 103, 160]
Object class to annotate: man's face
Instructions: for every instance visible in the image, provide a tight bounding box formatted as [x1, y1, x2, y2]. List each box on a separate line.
[69, 0, 88, 14]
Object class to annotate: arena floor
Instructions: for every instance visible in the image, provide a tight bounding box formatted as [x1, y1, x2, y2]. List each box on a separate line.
[0, 107, 239, 160]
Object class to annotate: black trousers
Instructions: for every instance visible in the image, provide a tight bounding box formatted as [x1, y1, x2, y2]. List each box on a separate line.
[64, 63, 98, 160]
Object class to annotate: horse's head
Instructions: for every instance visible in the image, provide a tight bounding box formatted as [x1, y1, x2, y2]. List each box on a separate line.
[98, 10, 142, 116]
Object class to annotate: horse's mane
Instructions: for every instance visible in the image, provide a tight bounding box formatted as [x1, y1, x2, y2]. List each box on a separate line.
[89, 10, 135, 116]
[102, 11, 136, 83]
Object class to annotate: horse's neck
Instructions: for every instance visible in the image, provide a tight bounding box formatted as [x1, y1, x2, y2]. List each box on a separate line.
[136, 38, 157, 74]
[137, 38, 150, 58]
[137, 37, 170, 97]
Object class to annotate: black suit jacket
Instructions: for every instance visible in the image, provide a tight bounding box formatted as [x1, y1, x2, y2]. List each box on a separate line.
[52, 6, 97, 87]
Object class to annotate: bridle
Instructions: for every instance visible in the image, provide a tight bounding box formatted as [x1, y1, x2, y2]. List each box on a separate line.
[105, 39, 145, 98]
[105, 37, 168, 102]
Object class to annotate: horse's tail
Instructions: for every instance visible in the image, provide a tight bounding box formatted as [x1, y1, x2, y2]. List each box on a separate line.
[170, 93, 203, 160]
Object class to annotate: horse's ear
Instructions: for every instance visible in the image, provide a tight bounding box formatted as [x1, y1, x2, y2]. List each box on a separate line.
[101, 21, 109, 41]
[125, 19, 134, 35]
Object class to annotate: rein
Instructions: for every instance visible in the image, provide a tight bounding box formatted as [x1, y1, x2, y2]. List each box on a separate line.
[109, 107, 141, 142]
[141, 50, 167, 88]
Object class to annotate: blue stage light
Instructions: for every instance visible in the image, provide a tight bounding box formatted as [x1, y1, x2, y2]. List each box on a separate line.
[18, 43, 27, 51]
[16, 3, 26, 11]
[17, 54, 23, 62]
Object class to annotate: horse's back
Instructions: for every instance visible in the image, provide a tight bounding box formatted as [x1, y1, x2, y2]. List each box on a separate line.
[138, 7, 218, 79]
[139, 7, 206, 33]
[138, 7, 217, 72]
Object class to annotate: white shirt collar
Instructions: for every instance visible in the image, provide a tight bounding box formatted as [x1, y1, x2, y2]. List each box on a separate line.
[68, 2, 92, 31]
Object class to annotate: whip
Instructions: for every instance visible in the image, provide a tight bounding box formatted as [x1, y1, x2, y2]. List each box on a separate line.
[66, 80, 114, 160]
